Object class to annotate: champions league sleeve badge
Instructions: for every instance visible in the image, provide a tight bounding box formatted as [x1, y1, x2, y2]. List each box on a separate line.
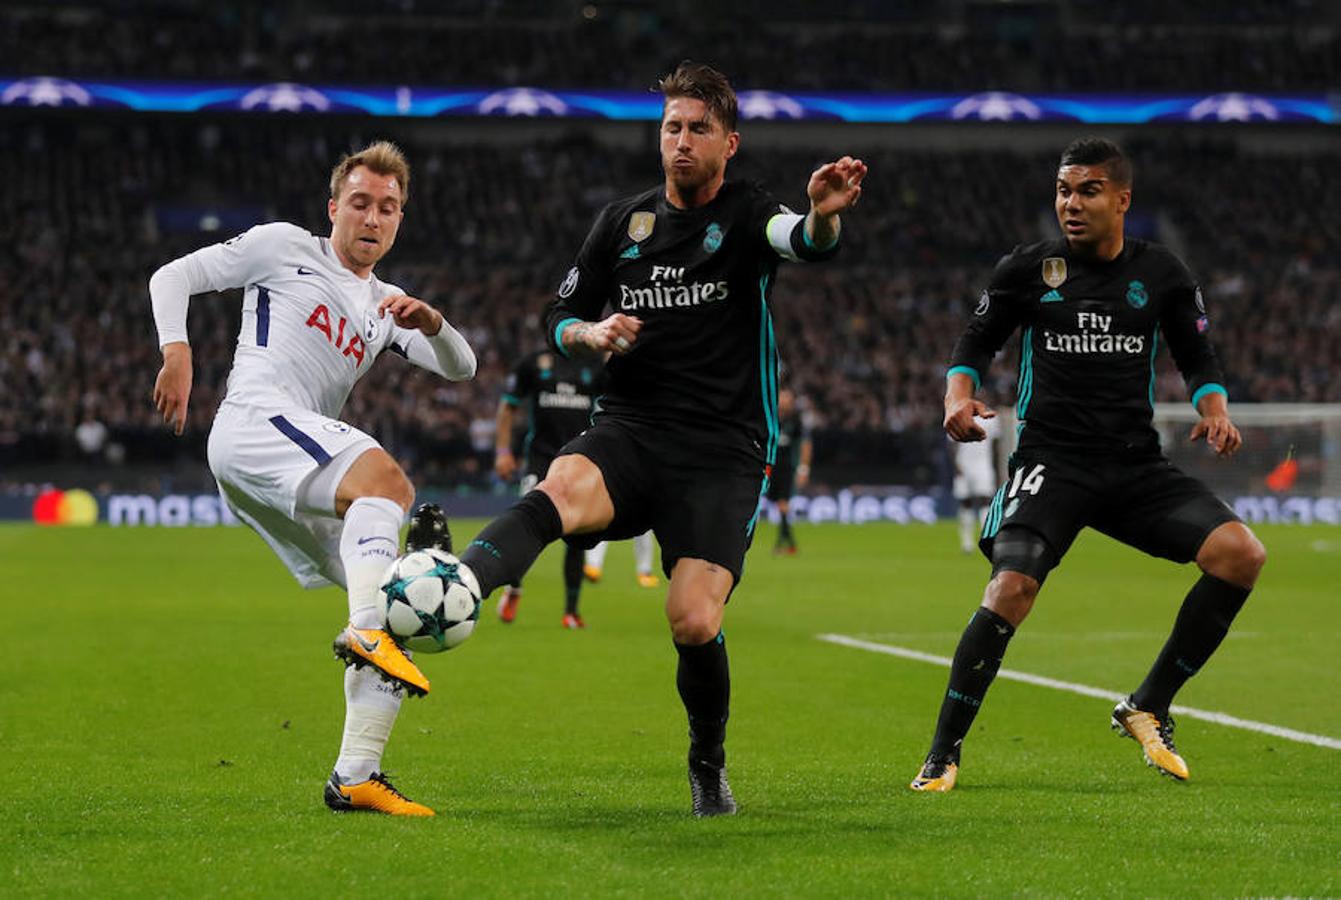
[1042, 257, 1067, 288]
[558, 266, 579, 298]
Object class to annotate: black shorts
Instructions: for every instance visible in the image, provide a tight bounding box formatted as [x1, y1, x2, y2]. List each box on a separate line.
[980, 448, 1239, 570]
[556, 418, 768, 585]
[766, 461, 795, 501]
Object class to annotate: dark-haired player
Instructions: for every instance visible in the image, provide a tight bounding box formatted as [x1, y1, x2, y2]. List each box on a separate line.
[910, 138, 1266, 792]
[437, 61, 865, 816]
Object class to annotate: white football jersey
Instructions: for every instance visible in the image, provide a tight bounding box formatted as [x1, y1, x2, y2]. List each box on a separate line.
[151, 221, 473, 418]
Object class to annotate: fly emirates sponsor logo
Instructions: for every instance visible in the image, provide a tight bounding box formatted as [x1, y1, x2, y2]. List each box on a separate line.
[1043, 311, 1146, 354]
[618, 265, 728, 311]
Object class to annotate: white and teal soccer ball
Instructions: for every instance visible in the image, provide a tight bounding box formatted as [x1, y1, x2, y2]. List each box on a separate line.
[378, 549, 481, 653]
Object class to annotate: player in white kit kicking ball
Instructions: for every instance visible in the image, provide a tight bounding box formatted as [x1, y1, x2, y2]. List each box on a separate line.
[149, 142, 476, 816]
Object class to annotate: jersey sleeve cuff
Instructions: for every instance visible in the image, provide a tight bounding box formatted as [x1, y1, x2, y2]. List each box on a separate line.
[552, 316, 582, 357]
[1191, 382, 1227, 408]
[501, 393, 520, 406]
[947, 365, 981, 389]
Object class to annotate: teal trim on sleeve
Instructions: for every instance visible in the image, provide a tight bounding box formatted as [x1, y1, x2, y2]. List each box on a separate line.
[553, 317, 581, 358]
[1191, 382, 1227, 409]
[946, 365, 981, 390]
[501, 393, 520, 406]
[801, 220, 837, 252]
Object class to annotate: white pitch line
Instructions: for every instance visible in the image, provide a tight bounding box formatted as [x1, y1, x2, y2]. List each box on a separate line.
[817, 633, 1341, 751]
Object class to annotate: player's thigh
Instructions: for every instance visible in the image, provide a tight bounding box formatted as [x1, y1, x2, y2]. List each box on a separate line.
[550, 420, 654, 539]
[209, 404, 377, 519]
[652, 460, 766, 586]
[980, 451, 1093, 571]
[1094, 458, 1239, 563]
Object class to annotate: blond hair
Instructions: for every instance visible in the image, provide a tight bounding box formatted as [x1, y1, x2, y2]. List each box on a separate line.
[329, 140, 410, 205]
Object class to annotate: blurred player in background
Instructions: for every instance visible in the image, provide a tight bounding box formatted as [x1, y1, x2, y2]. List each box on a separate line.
[951, 407, 1001, 553]
[767, 387, 812, 554]
[150, 142, 476, 816]
[581, 533, 659, 589]
[428, 62, 865, 816]
[910, 138, 1265, 793]
[494, 348, 657, 628]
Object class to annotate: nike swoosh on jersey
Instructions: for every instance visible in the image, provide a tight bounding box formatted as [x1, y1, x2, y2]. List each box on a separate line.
[357, 536, 397, 547]
[297, 266, 318, 275]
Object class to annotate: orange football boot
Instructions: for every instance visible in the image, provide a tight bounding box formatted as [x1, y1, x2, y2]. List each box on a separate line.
[333, 625, 429, 697]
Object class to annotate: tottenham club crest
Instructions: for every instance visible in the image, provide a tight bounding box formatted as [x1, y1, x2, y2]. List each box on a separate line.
[627, 212, 655, 243]
[1194, 286, 1206, 314]
[1042, 257, 1067, 288]
[558, 266, 579, 298]
[1127, 280, 1149, 309]
[703, 222, 724, 254]
[974, 290, 991, 316]
[363, 310, 381, 343]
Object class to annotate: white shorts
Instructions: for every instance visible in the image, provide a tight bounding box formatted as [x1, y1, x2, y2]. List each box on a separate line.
[953, 467, 997, 501]
[208, 401, 380, 589]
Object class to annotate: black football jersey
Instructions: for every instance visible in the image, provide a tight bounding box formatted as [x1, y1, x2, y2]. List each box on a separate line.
[502, 350, 607, 468]
[544, 180, 837, 464]
[950, 238, 1226, 454]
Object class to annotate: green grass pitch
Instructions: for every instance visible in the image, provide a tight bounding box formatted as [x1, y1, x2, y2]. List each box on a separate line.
[3, 520, 1338, 897]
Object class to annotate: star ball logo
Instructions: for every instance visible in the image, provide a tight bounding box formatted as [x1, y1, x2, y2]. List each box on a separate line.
[32, 488, 99, 526]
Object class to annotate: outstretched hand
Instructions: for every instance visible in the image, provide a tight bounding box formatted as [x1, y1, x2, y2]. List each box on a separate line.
[807, 156, 867, 218]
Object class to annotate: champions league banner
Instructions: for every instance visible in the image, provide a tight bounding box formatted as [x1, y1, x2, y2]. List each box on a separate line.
[1, 77, 1334, 124]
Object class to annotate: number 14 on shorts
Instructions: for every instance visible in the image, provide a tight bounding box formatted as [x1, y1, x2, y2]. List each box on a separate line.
[1008, 464, 1047, 498]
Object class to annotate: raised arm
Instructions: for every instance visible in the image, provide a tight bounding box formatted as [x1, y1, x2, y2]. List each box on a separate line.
[803, 155, 867, 251]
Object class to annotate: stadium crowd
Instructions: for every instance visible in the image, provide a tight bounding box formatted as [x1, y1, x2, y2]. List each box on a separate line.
[4, 1, 1337, 92]
[3, 114, 1337, 489]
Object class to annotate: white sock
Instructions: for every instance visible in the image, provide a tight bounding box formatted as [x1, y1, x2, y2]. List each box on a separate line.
[585, 541, 609, 571]
[333, 664, 403, 783]
[634, 531, 655, 575]
[340, 496, 405, 629]
[958, 507, 976, 549]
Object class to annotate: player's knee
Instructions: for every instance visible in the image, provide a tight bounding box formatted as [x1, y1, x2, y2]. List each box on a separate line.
[668, 606, 721, 645]
[1199, 522, 1266, 588]
[983, 571, 1038, 626]
[366, 456, 414, 512]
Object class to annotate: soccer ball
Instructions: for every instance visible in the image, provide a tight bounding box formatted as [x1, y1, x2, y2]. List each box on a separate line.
[378, 549, 481, 653]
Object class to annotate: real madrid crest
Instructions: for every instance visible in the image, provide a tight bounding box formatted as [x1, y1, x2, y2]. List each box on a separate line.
[628, 211, 655, 243]
[1042, 257, 1067, 288]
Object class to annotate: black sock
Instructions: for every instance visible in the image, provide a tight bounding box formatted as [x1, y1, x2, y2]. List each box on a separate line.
[460, 491, 563, 598]
[778, 514, 793, 546]
[562, 543, 583, 615]
[675, 632, 730, 767]
[929, 607, 1015, 760]
[1131, 574, 1251, 714]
